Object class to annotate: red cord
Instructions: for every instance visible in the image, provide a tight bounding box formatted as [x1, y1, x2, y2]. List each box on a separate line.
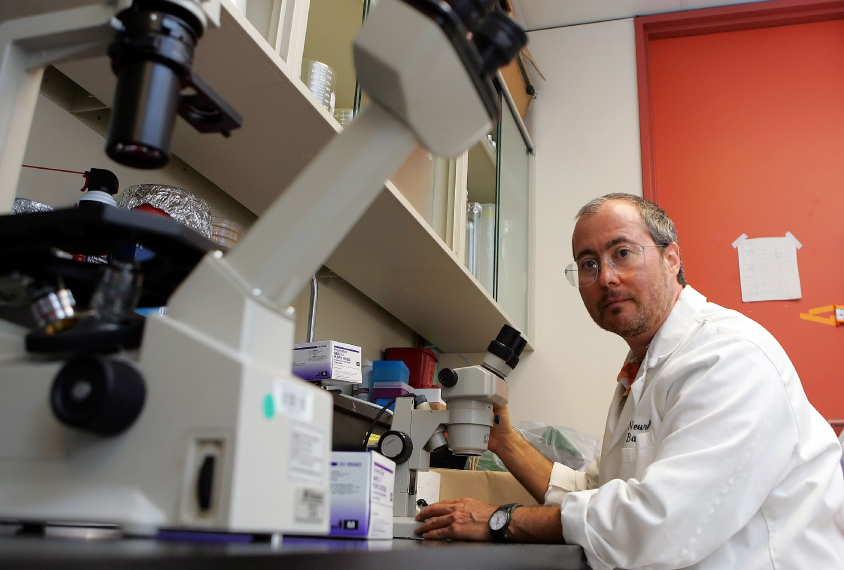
[21, 164, 85, 175]
[22, 164, 88, 191]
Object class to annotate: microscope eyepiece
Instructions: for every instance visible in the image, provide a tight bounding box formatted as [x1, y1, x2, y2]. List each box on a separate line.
[505, 335, 528, 369]
[106, 7, 198, 169]
[106, 1, 242, 169]
[485, 324, 526, 373]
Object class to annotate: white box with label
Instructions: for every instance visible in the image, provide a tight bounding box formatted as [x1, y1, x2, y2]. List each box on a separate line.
[329, 451, 395, 539]
[293, 341, 362, 383]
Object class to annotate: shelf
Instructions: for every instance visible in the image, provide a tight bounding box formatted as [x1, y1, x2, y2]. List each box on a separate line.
[326, 182, 532, 353]
[45, 0, 530, 353]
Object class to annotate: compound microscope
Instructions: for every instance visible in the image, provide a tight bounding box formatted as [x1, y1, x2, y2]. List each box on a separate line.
[0, 0, 526, 538]
[377, 325, 527, 538]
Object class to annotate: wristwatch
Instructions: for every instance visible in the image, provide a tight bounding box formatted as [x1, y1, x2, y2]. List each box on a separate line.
[488, 503, 521, 543]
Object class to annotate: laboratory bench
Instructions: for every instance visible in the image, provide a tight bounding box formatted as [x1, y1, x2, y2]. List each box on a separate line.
[0, 531, 589, 570]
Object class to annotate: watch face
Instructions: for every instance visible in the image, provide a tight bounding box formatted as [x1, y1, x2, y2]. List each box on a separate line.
[489, 510, 508, 531]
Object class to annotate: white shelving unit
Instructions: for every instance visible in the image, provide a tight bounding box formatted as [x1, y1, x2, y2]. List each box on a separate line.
[37, 0, 531, 353]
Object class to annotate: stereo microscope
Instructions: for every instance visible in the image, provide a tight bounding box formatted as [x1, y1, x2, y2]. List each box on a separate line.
[377, 325, 527, 538]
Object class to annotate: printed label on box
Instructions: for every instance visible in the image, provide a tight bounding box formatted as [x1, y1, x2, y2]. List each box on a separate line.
[273, 377, 314, 422]
[295, 487, 326, 524]
[289, 422, 326, 483]
[371, 460, 394, 506]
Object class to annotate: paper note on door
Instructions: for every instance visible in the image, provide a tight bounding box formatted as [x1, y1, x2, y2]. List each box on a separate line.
[737, 236, 802, 302]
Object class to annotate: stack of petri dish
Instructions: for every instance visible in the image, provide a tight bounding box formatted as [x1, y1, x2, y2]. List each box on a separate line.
[210, 216, 246, 252]
[300, 60, 336, 113]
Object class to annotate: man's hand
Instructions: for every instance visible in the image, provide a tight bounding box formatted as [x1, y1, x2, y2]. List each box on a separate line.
[480, 404, 554, 504]
[488, 405, 515, 454]
[414, 498, 497, 541]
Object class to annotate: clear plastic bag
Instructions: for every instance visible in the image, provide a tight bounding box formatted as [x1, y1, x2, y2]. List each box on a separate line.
[516, 421, 600, 472]
[473, 422, 600, 472]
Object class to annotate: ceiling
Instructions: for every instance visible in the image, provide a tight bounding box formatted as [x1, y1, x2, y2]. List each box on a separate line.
[511, 0, 776, 30]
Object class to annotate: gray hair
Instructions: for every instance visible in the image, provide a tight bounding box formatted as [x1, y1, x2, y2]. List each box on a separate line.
[575, 193, 686, 286]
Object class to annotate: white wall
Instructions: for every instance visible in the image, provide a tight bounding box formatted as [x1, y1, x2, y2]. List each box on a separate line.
[504, 19, 644, 440]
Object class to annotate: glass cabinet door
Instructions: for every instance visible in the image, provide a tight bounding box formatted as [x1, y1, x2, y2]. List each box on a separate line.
[465, 92, 530, 333]
[495, 97, 530, 333]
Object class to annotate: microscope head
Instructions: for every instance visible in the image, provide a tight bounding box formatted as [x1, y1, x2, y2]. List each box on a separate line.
[353, 0, 527, 158]
[437, 324, 525, 456]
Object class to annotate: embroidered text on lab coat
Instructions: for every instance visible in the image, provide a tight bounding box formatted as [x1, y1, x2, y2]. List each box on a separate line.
[625, 419, 652, 442]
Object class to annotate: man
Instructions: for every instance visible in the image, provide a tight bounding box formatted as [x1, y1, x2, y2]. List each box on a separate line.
[415, 194, 844, 570]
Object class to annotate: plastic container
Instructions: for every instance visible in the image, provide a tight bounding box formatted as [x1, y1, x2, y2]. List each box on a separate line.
[334, 108, 354, 127]
[372, 360, 409, 384]
[385, 347, 438, 389]
[353, 360, 374, 402]
[300, 60, 336, 113]
[210, 216, 246, 252]
[211, 216, 245, 235]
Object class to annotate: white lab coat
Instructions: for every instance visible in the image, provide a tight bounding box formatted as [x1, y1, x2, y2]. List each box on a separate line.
[546, 287, 844, 570]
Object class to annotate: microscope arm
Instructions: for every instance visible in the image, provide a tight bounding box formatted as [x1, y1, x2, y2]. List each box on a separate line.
[223, 103, 418, 309]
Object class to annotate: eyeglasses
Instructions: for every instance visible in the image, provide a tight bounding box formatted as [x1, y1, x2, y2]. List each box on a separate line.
[565, 244, 664, 288]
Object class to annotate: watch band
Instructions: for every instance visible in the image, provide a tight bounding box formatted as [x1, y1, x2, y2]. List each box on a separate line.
[489, 503, 521, 543]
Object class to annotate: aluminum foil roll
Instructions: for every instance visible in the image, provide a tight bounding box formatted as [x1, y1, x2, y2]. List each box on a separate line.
[12, 198, 53, 214]
[119, 184, 211, 238]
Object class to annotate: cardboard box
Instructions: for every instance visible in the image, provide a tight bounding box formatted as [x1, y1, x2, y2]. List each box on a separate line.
[433, 468, 539, 506]
[329, 451, 395, 539]
[416, 470, 441, 507]
[293, 341, 362, 383]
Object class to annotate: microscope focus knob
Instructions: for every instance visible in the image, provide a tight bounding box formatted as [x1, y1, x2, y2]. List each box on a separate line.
[377, 430, 413, 464]
[438, 368, 459, 387]
[51, 355, 146, 436]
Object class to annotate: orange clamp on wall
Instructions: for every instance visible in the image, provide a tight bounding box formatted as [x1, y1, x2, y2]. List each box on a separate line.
[799, 305, 844, 327]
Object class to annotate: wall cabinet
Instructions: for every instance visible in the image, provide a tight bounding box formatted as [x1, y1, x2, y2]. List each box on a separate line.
[41, 0, 532, 352]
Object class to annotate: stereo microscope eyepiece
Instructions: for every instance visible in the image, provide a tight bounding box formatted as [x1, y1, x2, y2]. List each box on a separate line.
[486, 324, 525, 370]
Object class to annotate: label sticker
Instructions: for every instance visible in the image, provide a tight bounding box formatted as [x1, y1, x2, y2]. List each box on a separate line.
[273, 377, 314, 422]
[295, 487, 326, 524]
[289, 422, 326, 483]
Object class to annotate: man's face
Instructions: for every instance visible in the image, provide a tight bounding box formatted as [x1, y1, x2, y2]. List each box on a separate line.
[572, 201, 680, 340]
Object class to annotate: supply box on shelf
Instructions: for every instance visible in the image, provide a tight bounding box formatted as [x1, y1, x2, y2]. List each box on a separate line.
[293, 341, 362, 383]
[372, 381, 414, 400]
[385, 347, 438, 388]
[329, 451, 395, 539]
[372, 360, 410, 384]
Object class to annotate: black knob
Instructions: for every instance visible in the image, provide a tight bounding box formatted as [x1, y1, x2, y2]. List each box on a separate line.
[438, 368, 459, 387]
[377, 430, 413, 465]
[51, 355, 146, 436]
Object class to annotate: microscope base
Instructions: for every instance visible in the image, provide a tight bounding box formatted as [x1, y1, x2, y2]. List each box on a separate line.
[393, 517, 423, 540]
